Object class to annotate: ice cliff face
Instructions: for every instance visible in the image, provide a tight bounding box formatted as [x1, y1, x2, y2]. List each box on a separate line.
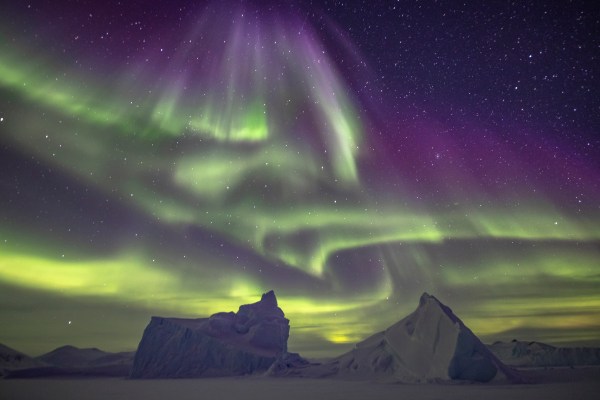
[333, 293, 521, 383]
[130, 290, 290, 378]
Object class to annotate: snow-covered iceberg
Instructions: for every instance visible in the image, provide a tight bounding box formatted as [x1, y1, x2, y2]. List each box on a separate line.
[130, 290, 289, 378]
[332, 293, 521, 382]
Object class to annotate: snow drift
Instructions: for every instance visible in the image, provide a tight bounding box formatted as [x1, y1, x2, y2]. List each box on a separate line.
[130, 290, 290, 378]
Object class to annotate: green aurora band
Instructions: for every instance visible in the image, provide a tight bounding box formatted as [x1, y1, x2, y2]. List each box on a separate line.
[0, 8, 599, 357]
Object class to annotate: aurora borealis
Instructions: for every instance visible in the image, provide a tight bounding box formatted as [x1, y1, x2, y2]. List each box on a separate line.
[0, 0, 598, 357]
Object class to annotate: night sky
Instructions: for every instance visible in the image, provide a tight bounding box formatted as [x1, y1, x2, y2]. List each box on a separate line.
[0, 0, 598, 358]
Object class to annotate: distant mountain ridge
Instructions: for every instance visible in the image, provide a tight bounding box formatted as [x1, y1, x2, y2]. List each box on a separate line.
[489, 340, 600, 367]
[0, 344, 134, 378]
[37, 345, 113, 368]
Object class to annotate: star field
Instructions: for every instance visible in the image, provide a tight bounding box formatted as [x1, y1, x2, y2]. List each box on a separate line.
[0, 0, 598, 357]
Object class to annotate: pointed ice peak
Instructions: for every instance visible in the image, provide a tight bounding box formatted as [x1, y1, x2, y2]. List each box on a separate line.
[418, 292, 440, 305]
[417, 292, 460, 324]
[419, 292, 433, 303]
[260, 290, 278, 307]
[338, 292, 522, 383]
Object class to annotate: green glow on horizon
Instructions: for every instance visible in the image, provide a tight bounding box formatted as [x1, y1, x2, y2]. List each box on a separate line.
[463, 296, 600, 342]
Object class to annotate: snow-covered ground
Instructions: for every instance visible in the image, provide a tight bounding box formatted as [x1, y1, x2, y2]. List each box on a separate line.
[1, 368, 599, 400]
